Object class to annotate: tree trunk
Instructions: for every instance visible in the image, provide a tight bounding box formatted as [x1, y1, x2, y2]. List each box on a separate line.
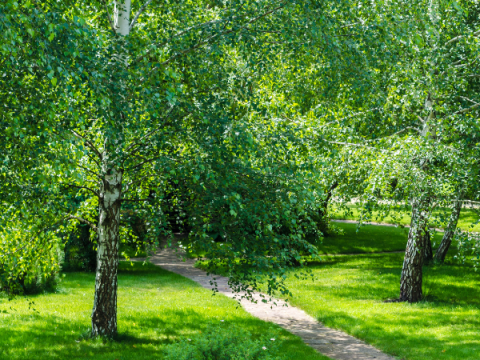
[90, 0, 130, 337]
[91, 168, 123, 337]
[434, 197, 462, 263]
[318, 181, 338, 236]
[423, 230, 433, 264]
[399, 198, 429, 302]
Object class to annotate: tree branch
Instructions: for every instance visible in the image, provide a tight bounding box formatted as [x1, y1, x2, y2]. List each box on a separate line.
[62, 184, 100, 197]
[67, 215, 98, 232]
[138, 1, 286, 81]
[452, 100, 480, 115]
[134, 17, 237, 64]
[365, 126, 421, 142]
[70, 130, 103, 162]
[122, 106, 177, 162]
[445, 29, 480, 46]
[77, 163, 101, 178]
[129, 0, 153, 31]
[122, 198, 152, 202]
[125, 155, 176, 172]
[161, 2, 285, 67]
[99, 0, 117, 33]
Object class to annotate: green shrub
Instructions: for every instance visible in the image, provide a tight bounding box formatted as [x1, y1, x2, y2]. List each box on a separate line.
[0, 223, 62, 296]
[163, 324, 284, 360]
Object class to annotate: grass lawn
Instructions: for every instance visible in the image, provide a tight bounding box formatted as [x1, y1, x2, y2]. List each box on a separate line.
[282, 253, 480, 360]
[0, 262, 328, 360]
[322, 222, 449, 255]
[196, 223, 478, 360]
[331, 203, 480, 232]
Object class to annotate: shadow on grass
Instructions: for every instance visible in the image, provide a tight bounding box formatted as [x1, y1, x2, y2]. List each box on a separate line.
[302, 253, 480, 306]
[0, 309, 309, 360]
[315, 310, 480, 359]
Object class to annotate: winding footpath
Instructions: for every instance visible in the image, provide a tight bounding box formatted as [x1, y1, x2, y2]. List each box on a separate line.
[148, 245, 397, 360]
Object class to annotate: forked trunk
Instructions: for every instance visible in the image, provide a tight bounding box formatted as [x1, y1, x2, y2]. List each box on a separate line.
[91, 168, 123, 337]
[399, 198, 429, 302]
[434, 197, 462, 263]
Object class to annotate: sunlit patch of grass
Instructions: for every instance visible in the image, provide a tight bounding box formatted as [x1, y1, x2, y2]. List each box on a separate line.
[321, 222, 448, 255]
[283, 253, 480, 360]
[0, 262, 329, 360]
[331, 204, 480, 232]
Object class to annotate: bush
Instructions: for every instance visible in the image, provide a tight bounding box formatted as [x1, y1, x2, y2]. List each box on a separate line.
[0, 223, 62, 296]
[163, 324, 284, 360]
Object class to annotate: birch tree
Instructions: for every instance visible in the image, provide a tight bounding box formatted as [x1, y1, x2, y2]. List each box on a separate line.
[2, 0, 367, 336]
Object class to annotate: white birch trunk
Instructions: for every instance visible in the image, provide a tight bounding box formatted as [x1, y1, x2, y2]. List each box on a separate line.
[90, 0, 131, 337]
[91, 166, 123, 336]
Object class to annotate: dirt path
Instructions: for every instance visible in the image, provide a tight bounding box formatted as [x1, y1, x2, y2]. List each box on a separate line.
[147, 246, 398, 360]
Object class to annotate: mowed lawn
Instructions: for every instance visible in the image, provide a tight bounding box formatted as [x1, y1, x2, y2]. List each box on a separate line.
[282, 224, 480, 360]
[320, 221, 448, 255]
[331, 204, 480, 232]
[0, 262, 328, 360]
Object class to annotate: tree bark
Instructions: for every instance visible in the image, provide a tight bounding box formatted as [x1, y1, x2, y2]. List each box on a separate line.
[91, 168, 123, 337]
[90, 0, 130, 338]
[423, 230, 433, 264]
[399, 198, 429, 302]
[434, 197, 462, 263]
[318, 181, 338, 236]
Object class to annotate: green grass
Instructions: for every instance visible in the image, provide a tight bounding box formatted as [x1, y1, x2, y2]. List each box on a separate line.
[0, 262, 329, 360]
[282, 253, 480, 360]
[331, 204, 480, 232]
[322, 222, 449, 255]
[196, 223, 478, 360]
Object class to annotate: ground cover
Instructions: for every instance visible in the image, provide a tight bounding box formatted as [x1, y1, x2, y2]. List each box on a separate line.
[0, 262, 328, 360]
[282, 253, 480, 360]
[322, 222, 448, 255]
[331, 204, 480, 232]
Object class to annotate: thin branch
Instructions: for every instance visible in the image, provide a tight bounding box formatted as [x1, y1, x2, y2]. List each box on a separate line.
[417, 115, 426, 124]
[62, 184, 100, 197]
[122, 198, 152, 202]
[445, 29, 480, 46]
[134, 17, 236, 64]
[138, 1, 286, 80]
[99, 0, 116, 33]
[126, 155, 176, 172]
[459, 96, 480, 105]
[452, 101, 480, 115]
[70, 130, 103, 161]
[122, 106, 176, 161]
[124, 173, 153, 189]
[129, 0, 153, 31]
[327, 140, 388, 153]
[67, 215, 98, 232]
[341, 22, 360, 28]
[77, 163, 101, 178]
[318, 107, 382, 128]
[365, 126, 421, 142]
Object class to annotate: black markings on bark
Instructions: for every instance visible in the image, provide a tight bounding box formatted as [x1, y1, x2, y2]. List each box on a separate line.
[399, 198, 429, 303]
[91, 169, 122, 337]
